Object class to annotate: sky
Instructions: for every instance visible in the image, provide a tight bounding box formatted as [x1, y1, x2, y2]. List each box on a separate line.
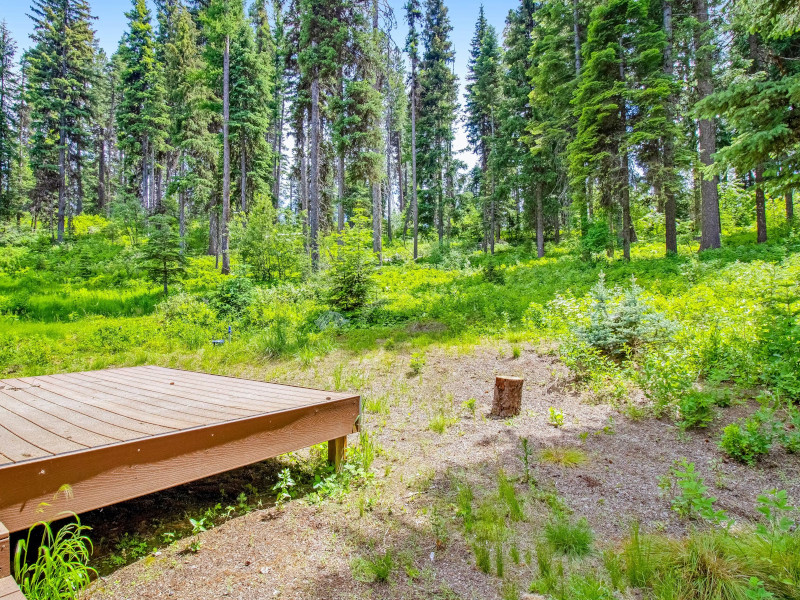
[1, 0, 520, 166]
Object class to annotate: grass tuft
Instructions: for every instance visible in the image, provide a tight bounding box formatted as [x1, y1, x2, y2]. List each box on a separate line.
[540, 446, 588, 468]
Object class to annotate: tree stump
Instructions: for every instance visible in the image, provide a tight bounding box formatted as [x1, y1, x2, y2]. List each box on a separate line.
[491, 376, 524, 417]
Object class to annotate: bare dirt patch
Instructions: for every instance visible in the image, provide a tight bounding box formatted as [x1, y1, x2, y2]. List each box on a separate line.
[81, 343, 800, 600]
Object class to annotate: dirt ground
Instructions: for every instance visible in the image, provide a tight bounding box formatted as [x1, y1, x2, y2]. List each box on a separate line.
[80, 342, 800, 600]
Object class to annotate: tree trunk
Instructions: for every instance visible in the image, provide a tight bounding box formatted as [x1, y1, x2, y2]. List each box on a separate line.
[221, 34, 231, 275]
[572, 0, 581, 75]
[75, 142, 84, 216]
[536, 181, 544, 258]
[619, 51, 631, 261]
[57, 121, 66, 243]
[396, 133, 404, 214]
[694, 0, 721, 250]
[663, 0, 677, 255]
[209, 202, 218, 256]
[786, 191, 794, 221]
[241, 139, 247, 213]
[98, 135, 106, 212]
[310, 70, 320, 270]
[273, 94, 285, 207]
[755, 167, 767, 243]
[491, 376, 524, 418]
[410, 60, 419, 260]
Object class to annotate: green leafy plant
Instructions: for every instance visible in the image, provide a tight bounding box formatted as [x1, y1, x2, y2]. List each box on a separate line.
[462, 397, 477, 418]
[409, 351, 426, 375]
[519, 437, 533, 482]
[669, 459, 730, 525]
[677, 390, 716, 430]
[326, 211, 376, 312]
[14, 518, 95, 600]
[548, 407, 565, 427]
[719, 416, 772, 465]
[272, 468, 296, 507]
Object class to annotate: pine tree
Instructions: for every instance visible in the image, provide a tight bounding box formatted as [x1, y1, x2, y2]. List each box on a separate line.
[418, 0, 458, 246]
[0, 21, 18, 219]
[526, 0, 574, 257]
[140, 212, 188, 294]
[466, 7, 503, 253]
[405, 0, 422, 259]
[160, 0, 217, 241]
[694, 0, 721, 250]
[116, 0, 170, 212]
[569, 0, 640, 261]
[26, 0, 96, 241]
[202, 0, 245, 274]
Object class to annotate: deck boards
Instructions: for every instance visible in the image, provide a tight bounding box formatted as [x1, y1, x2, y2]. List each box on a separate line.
[0, 367, 359, 536]
[0, 576, 25, 600]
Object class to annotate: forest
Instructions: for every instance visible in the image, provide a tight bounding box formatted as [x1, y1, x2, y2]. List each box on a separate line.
[0, 0, 800, 599]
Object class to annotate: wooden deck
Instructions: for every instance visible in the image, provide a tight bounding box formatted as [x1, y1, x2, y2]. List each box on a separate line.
[0, 366, 360, 577]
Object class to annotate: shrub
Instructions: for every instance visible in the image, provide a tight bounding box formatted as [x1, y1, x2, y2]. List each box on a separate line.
[677, 391, 716, 430]
[209, 275, 254, 319]
[577, 273, 674, 357]
[326, 212, 376, 312]
[669, 460, 729, 524]
[544, 513, 594, 556]
[719, 416, 772, 465]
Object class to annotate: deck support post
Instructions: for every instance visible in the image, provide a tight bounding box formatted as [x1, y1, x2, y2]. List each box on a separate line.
[0, 521, 10, 578]
[327, 436, 347, 472]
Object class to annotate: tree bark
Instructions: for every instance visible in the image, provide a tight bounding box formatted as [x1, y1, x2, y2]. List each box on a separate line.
[396, 133, 404, 214]
[694, 0, 721, 250]
[663, 0, 677, 254]
[57, 120, 66, 243]
[755, 167, 767, 243]
[619, 48, 631, 261]
[572, 0, 581, 75]
[221, 34, 231, 275]
[786, 191, 794, 221]
[241, 139, 247, 213]
[310, 70, 320, 270]
[491, 376, 524, 418]
[410, 56, 419, 260]
[536, 181, 544, 258]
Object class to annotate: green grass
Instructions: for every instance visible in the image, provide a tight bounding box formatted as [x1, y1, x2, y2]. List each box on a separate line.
[539, 447, 588, 468]
[545, 513, 594, 557]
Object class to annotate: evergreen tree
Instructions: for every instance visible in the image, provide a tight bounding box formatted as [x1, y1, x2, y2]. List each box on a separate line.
[116, 0, 170, 211]
[0, 21, 18, 219]
[139, 212, 188, 294]
[160, 0, 217, 241]
[465, 7, 503, 253]
[404, 0, 422, 258]
[418, 0, 458, 246]
[26, 0, 96, 241]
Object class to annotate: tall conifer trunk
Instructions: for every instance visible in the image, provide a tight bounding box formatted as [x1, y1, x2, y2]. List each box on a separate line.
[310, 68, 320, 270]
[663, 0, 677, 254]
[787, 192, 794, 221]
[536, 182, 544, 258]
[694, 0, 721, 250]
[221, 33, 231, 274]
[410, 56, 419, 259]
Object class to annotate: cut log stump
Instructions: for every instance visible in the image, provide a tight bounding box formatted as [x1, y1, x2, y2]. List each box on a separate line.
[491, 376, 524, 417]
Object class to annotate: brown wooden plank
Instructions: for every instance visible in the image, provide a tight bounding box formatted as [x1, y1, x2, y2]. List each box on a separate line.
[0, 522, 9, 578]
[0, 404, 84, 456]
[26, 376, 208, 429]
[0, 424, 50, 464]
[0, 391, 120, 447]
[140, 366, 346, 401]
[116, 366, 338, 405]
[0, 578, 25, 600]
[0, 388, 147, 443]
[76, 370, 295, 414]
[110, 368, 327, 411]
[0, 396, 360, 533]
[0, 380, 173, 436]
[61, 372, 258, 421]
